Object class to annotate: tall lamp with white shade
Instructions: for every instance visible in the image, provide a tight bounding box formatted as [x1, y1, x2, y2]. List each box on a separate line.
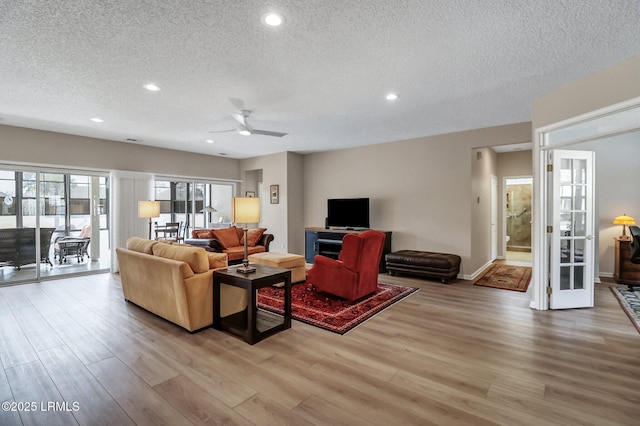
[232, 197, 260, 273]
[138, 200, 160, 239]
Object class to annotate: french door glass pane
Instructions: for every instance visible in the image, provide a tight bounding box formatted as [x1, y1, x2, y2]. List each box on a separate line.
[573, 159, 586, 184]
[560, 267, 571, 290]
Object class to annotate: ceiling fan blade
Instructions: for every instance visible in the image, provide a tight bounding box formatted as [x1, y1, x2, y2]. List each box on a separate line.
[231, 113, 246, 126]
[228, 97, 245, 111]
[208, 129, 235, 134]
[250, 129, 288, 137]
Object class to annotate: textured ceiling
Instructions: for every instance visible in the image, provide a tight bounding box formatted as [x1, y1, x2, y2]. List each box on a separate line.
[0, 0, 638, 159]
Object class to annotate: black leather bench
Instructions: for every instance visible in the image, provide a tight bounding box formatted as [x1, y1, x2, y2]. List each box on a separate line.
[385, 250, 461, 283]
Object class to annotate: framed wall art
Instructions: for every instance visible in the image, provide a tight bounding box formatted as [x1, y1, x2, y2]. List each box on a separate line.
[270, 185, 279, 204]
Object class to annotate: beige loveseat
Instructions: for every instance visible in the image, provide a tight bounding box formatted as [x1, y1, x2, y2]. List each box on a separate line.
[116, 237, 247, 332]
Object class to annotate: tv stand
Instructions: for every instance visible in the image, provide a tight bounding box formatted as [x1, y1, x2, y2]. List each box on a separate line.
[305, 227, 392, 273]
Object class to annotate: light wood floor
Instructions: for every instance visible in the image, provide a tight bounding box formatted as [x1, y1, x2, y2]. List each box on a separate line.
[1, 271, 639, 425]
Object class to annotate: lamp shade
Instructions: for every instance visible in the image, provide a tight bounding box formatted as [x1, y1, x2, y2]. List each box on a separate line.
[232, 197, 260, 224]
[138, 200, 160, 219]
[613, 214, 636, 226]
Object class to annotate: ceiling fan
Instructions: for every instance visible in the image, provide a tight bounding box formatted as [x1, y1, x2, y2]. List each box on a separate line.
[210, 110, 287, 138]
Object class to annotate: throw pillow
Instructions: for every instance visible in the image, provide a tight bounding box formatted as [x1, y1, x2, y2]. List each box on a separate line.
[192, 230, 214, 239]
[212, 226, 241, 249]
[241, 228, 266, 247]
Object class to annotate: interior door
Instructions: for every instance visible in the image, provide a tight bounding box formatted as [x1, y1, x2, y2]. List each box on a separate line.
[550, 150, 595, 309]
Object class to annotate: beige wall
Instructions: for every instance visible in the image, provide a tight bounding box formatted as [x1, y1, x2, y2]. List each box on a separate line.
[240, 152, 305, 255]
[533, 54, 640, 128]
[470, 147, 498, 271]
[286, 152, 305, 255]
[303, 122, 531, 278]
[0, 124, 240, 179]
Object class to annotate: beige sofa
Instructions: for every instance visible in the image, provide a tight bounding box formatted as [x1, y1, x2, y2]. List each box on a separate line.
[116, 237, 247, 332]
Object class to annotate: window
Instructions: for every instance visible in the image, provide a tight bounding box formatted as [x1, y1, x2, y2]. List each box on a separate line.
[154, 179, 235, 232]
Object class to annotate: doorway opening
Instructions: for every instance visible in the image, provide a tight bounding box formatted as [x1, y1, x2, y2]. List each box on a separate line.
[505, 177, 532, 262]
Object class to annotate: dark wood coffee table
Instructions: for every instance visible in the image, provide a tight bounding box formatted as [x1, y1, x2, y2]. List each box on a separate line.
[213, 264, 291, 344]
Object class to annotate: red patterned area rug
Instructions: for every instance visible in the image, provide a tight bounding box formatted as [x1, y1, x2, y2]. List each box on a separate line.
[257, 282, 419, 334]
[474, 263, 531, 292]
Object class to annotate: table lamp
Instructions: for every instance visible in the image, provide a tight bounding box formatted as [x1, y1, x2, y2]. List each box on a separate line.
[232, 197, 260, 273]
[138, 200, 160, 239]
[613, 214, 636, 240]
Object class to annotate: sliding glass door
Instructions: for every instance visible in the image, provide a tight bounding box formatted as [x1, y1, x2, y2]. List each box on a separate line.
[154, 179, 235, 238]
[0, 167, 110, 286]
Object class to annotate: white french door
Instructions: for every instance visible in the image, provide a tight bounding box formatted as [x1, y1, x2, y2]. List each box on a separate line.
[549, 150, 595, 309]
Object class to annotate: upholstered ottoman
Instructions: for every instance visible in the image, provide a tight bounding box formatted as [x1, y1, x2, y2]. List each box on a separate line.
[248, 252, 306, 283]
[385, 250, 461, 283]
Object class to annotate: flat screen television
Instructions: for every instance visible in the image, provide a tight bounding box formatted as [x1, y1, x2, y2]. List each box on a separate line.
[327, 198, 370, 229]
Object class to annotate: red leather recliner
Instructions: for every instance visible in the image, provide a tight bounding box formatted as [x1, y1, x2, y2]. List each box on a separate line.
[306, 230, 386, 302]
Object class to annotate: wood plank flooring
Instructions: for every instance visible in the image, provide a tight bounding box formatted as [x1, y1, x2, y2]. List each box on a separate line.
[1, 271, 639, 425]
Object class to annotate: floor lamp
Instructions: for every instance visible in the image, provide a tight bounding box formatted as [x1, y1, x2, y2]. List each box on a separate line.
[232, 197, 260, 273]
[138, 201, 160, 240]
[200, 205, 218, 227]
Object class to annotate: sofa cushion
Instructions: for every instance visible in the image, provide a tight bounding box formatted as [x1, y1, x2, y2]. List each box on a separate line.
[212, 226, 241, 249]
[241, 228, 266, 247]
[152, 242, 209, 274]
[192, 229, 214, 239]
[126, 237, 159, 254]
[224, 245, 266, 261]
[207, 252, 228, 270]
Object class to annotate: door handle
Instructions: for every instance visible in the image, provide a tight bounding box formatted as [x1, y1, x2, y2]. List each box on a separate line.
[586, 235, 595, 240]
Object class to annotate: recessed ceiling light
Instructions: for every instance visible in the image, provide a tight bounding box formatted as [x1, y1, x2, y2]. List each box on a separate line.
[90, 117, 104, 123]
[144, 83, 161, 91]
[205, 139, 214, 144]
[263, 12, 284, 26]
[385, 93, 398, 101]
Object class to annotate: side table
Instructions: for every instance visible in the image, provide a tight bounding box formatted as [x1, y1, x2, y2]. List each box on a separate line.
[213, 264, 291, 344]
[614, 237, 640, 289]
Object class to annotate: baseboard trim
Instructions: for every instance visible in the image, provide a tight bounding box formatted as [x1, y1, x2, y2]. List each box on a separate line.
[464, 260, 494, 281]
